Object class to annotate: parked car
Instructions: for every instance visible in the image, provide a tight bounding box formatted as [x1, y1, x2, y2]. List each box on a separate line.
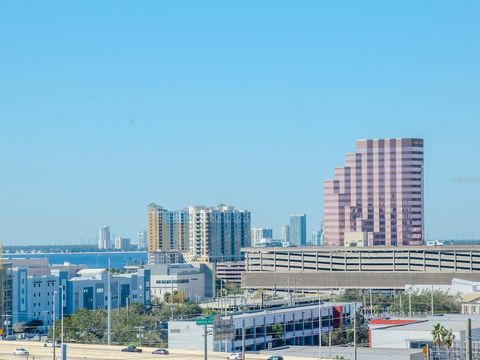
[267, 356, 284, 360]
[4, 335, 17, 341]
[122, 345, 142, 353]
[44, 341, 61, 347]
[152, 348, 169, 355]
[227, 353, 243, 360]
[13, 348, 29, 356]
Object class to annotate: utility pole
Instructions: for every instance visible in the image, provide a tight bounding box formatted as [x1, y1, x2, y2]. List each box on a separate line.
[107, 259, 112, 346]
[431, 285, 434, 316]
[126, 297, 129, 323]
[52, 290, 56, 360]
[60, 285, 64, 344]
[318, 300, 322, 360]
[369, 289, 373, 317]
[203, 324, 208, 360]
[353, 303, 357, 360]
[466, 318, 472, 360]
[408, 290, 412, 317]
[399, 291, 402, 316]
[242, 325, 246, 360]
[328, 330, 332, 360]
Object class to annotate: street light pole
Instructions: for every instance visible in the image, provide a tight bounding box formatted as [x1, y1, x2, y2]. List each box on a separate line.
[52, 290, 57, 360]
[107, 259, 112, 346]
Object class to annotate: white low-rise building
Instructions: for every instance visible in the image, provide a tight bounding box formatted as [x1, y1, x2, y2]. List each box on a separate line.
[370, 315, 480, 349]
[146, 263, 214, 301]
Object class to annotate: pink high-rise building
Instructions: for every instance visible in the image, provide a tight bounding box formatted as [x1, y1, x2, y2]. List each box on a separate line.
[323, 138, 424, 246]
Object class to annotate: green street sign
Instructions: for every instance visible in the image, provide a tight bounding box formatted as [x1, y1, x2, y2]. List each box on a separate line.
[196, 316, 215, 325]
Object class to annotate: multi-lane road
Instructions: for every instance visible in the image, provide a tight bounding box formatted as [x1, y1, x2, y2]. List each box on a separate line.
[0, 341, 313, 360]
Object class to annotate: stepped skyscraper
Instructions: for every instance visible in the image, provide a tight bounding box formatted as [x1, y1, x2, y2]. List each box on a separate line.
[323, 138, 424, 246]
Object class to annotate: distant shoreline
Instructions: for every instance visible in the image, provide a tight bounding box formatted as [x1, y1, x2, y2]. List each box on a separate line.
[2, 250, 147, 256]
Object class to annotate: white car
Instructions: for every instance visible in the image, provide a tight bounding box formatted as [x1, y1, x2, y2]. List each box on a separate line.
[13, 348, 29, 356]
[227, 353, 243, 360]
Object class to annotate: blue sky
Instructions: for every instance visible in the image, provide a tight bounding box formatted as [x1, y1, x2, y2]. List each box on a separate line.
[1, 1, 479, 245]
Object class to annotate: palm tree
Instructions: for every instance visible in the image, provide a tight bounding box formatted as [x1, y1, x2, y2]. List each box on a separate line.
[441, 327, 454, 359]
[432, 323, 443, 347]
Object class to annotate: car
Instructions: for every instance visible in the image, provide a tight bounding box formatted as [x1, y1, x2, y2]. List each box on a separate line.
[13, 348, 29, 356]
[122, 345, 142, 353]
[4, 335, 17, 341]
[267, 356, 284, 360]
[152, 348, 169, 355]
[44, 341, 61, 347]
[227, 353, 243, 360]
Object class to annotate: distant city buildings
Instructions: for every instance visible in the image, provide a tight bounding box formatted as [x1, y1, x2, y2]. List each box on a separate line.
[137, 230, 147, 250]
[280, 224, 290, 244]
[98, 226, 111, 250]
[311, 230, 323, 246]
[250, 227, 273, 246]
[289, 214, 307, 246]
[114, 237, 130, 250]
[324, 138, 424, 246]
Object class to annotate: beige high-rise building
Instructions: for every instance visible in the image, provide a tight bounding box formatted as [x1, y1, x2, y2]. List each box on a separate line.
[147, 203, 189, 253]
[188, 204, 251, 262]
[323, 138, 424, 246]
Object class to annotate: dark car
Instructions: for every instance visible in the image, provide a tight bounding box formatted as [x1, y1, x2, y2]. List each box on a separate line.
[152, 348, 169, 355]
[267, 356, 284, 360]
[122, 345, 142, 353]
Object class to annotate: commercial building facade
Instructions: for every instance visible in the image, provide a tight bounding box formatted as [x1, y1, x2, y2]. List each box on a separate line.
[169, 302, 357, 352]
[242, 245, 480, 290]
[146, 263, 211, 301]
[324, 138, 424, 246]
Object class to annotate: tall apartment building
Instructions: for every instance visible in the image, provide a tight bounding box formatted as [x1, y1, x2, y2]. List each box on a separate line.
[290, 214, 307, 246]
[281, 224, 290, 244]
[98, 226, 111, 250]
[147, 203, 189, 252]
[189, 204, 251, 262]
[323, 138, 424, 246]
[251, 227, 273, 246]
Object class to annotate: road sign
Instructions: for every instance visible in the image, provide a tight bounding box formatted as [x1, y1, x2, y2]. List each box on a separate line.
[196, 316, 215, 326]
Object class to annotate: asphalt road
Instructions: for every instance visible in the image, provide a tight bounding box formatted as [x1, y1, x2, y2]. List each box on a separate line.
[0, 341, 314, 360]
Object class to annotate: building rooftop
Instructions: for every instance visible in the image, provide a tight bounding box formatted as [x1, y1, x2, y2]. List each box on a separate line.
[242, 245, 480, 252]
[372, 315, 480, 332]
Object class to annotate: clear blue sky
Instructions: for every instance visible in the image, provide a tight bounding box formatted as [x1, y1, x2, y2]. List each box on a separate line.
[1, 1, 479, 245]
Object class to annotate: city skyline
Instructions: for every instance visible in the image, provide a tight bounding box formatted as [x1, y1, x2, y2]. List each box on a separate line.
[1, 2, 480, 245]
